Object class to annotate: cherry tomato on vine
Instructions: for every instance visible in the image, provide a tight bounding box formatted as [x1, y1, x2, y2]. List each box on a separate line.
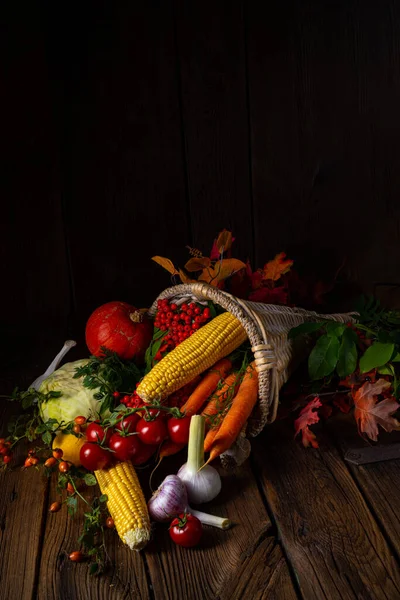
[85, 422, 112, 445]
[167, 416, 191, 445]
[80, 443, 112, 471]
[53, 448, 63, 460]
[169, 514, 203, 548]
[115, 413, 140, 433]
[136, 417, 167, 446]
[3, 454, 12, 464]
[131, 442, 158, 465]
[74, 416, 87, 425]
[109, 432, 142, 462]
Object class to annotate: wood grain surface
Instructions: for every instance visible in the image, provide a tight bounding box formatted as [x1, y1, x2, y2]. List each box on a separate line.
[253, 420, 400, 600]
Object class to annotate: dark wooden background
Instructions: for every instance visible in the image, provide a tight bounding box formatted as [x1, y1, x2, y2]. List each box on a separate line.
[3, 0, 400, 368]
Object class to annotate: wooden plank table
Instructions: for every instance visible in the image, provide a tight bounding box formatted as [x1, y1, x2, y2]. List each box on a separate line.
[2, 349, 400, 600]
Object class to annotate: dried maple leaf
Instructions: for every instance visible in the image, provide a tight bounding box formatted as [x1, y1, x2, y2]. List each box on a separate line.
[353, 379, 400, 441]
[263, 252, 293, 282]
[294, 396, 322, 448]
[198, 258, 246, 286]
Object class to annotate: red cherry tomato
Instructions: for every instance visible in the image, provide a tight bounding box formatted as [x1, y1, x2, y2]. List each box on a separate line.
[131, 442, 158, 465]
[167, 416, 191, 445]
[85, 422, 112, 445]
[80, 443, 112, 470]
[109, 432, 142, 462]
[136, 417, 167, 445]
[169, 514, 203, 548]
[115, 413, 140, 433]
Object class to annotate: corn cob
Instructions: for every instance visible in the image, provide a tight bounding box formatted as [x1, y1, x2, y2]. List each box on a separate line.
[137, 312, 247, 403]
[95, 461, 150, 550]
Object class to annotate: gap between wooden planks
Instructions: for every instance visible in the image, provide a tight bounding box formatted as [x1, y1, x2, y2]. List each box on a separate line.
[252, 419, 400, 600]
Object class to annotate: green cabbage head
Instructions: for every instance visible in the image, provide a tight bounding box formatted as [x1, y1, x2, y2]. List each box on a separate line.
[39, 359, 103, 424]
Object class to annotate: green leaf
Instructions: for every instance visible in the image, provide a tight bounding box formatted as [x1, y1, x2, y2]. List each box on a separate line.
[66, 495, 78, 516]
[325, 322, 346, 338]
[359, 342, 395, 373]
[337, 329, 358, 378]
[288, 321, 325, 339]
[392, 352, 400, 363]
[35, 423, 48, 434]
[377, 364, 395, 376]
[99, 494, 108, 503]
[84, 473, 97, 486]
[308, 334, 340, 381]
[42, 431, 53, 446]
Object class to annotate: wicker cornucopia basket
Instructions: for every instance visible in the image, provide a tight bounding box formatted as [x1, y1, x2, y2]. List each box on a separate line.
[147, 282, 357, 466]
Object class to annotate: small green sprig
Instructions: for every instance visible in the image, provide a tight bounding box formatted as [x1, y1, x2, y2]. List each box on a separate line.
[73, 348, 143, 414]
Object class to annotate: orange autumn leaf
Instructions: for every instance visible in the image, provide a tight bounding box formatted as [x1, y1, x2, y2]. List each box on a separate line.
[216, 229, 234, 254]
[263, 252, 294, 282]
[152, 256, 179, 276]
[178, 269, 196, 284]
[198, 258, 246, 286]
[184, 256, 211, 272]
[294, 396, 321, 448]
[353, 379, 400, 441]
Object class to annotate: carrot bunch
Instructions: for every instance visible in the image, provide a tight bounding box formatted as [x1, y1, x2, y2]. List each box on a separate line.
[204, 362, 258, 463]
[158, 357, 259, 464]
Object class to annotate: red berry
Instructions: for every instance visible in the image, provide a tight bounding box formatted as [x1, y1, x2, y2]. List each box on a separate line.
[113, 391, 120, 399]
[3, 454, 12, 464]
[189, 303, 196, 311]
[122, 395, 131, 404]
[203, 308, 211, 319]
[194, 307, 202, 315]
[186, 309, 193, 317]
[181, 303, 188, 312]
[170, 303, 177, 311]
[192, 322, 200, 330]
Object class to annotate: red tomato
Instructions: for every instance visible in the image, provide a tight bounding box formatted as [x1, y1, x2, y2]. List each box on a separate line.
[80, 443, 112, 471]
[167, 416, 191, 445]
[169, 514, 203, 548]
[109, 432, 141, 462]
[86, 422, 112, 445]
[115, 414, 140, 433]
[131, 442, 158, 465]
[136, 417, 167, 445]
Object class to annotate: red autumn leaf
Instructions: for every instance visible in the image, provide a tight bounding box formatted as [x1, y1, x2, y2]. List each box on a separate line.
[333, 393, 353, 414]
[294, 396, 322, 449]
[249, 286, 288, 305]
[353, 379, 400, 442]
[251, 270, 263, 290]
[263, 252, 294, 282]
[339, 370, 376, 389]
[210, 239, 220, 260]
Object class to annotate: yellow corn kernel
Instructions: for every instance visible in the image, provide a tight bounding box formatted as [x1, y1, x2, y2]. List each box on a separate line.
[137, 312, 247, 402]
[95, 461, 150, 550]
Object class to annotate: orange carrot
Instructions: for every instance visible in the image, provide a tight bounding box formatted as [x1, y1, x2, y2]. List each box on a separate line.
[159, 440, 186, 459]
[207, 362, 258, 463]
[201, 372, 240, 427]
[204, 425, 221, 453]
[180, 358, 232, 416]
